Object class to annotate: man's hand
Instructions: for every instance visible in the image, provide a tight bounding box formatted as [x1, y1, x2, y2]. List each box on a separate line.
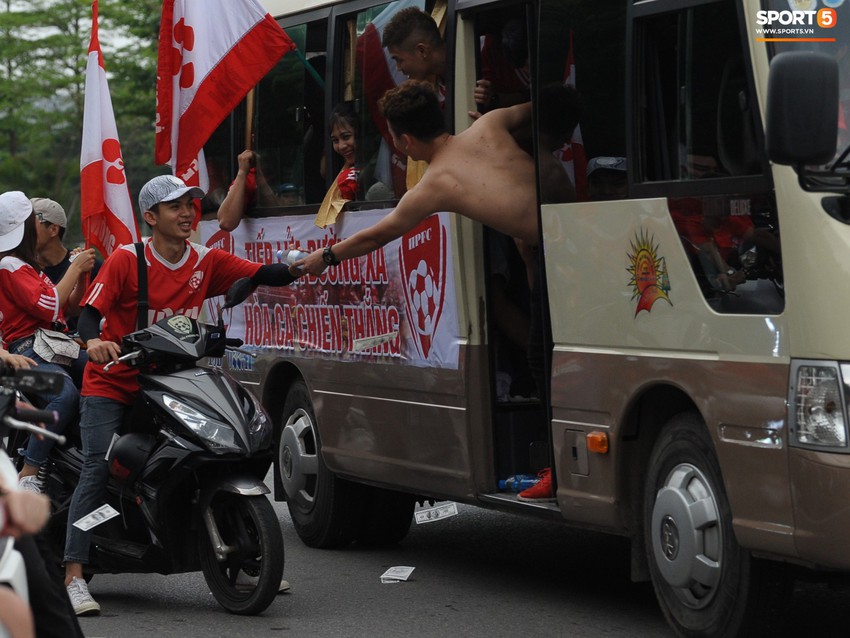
[85, 338, 122, 364]
[474, 78, 494, 106]
[1, 489, 50, 538]
[70, 248, 97, 275]
[297, 249, 329, 277]
[0, 352, 36, 370]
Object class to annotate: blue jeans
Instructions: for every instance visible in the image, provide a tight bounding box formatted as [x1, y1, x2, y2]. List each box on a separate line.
[63, 395, 129, 565]
[14, 344, 80, 468]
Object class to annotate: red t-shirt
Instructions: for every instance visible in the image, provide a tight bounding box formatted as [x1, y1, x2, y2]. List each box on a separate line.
[336, 166, 359, 200]
[81, 239, 261, 404]
[0, 257, 63, 346]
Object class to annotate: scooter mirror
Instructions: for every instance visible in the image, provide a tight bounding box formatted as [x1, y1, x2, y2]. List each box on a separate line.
[223, 277, 254, 312]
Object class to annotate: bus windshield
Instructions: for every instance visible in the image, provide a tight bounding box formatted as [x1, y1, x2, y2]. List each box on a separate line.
[762, 1, 849, 155]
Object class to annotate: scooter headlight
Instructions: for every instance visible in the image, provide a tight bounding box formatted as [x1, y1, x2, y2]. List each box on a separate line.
[162, 394, 242, 453]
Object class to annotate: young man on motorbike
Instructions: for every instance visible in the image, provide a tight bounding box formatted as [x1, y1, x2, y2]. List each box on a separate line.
[63, 175, 301, 615]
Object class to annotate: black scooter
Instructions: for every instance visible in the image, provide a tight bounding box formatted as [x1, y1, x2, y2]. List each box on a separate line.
[24, 278, 284, 615]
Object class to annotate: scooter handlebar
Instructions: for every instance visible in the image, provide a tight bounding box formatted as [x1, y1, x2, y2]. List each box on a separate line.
[103, 350, 143, 372]
[2, 415, 65, 446]
[12, 405, 58, 426]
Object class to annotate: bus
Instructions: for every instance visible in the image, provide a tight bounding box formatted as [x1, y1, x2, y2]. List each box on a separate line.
[197, 0, 850, 635]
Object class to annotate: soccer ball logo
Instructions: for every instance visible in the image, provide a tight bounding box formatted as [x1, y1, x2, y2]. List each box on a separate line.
[188, 270, 204, 290]
[408, 259, 438, 336]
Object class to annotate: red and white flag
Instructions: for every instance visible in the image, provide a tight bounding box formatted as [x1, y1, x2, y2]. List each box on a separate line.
[155, 0, 294, 225]
[80, 0, 140, 257]
[558, 30, 588, 201]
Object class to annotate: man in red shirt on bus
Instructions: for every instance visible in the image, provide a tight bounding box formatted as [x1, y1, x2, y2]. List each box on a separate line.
[63, 175, 300, 616]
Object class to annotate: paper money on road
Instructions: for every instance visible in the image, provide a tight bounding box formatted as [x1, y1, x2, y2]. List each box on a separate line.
[73, 504, 119, 531]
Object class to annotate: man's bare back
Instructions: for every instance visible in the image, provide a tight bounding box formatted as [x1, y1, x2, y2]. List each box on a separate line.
[414, 106, 538, 244]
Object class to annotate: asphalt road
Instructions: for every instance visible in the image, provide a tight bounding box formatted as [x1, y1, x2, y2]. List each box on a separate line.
[76, 493, 850, 638]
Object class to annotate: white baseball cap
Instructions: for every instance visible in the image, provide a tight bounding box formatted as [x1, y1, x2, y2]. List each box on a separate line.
[0, 191, 34, 253]
[138, 175, 204, 213]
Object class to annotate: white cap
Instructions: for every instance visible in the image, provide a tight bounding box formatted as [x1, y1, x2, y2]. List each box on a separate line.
[138, 175, 205, 213]
[0, 191, 33, 252]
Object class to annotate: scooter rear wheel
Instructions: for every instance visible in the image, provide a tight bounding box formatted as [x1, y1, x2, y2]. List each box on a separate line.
[198, 493, 284, 615]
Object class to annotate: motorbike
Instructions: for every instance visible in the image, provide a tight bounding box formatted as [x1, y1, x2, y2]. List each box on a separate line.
[11, 277, 284, 615]
[0, 366, 66, 613]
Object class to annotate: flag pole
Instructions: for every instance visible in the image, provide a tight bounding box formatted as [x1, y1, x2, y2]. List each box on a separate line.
[245, 88, 255, 151]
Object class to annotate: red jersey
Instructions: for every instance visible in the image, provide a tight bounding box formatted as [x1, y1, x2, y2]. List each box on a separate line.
[81, 239, 261, 404]
[0, 256, 63, 346]
[336, 166, 359, 201]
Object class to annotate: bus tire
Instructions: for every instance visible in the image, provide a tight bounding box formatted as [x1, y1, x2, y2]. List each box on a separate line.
[279, 380, 364, 549]
[643, 412, 790, 637]
[355, 487, 415, 547]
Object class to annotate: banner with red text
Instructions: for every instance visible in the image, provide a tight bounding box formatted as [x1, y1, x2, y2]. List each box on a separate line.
[199, 211, 460, 369]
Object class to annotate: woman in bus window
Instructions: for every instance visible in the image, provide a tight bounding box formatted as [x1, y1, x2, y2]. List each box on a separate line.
[316, 103, 390, 227]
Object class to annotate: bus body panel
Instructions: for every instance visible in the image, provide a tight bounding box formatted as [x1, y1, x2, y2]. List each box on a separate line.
[210, 5, 850, 627]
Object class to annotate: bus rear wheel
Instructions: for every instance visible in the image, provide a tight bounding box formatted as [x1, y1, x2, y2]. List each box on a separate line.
[278, 380, 364, 548]
[643, 412, 790, 637]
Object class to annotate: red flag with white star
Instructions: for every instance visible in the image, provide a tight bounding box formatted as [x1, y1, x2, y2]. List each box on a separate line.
[154, 0, 294, 226]
[80, 0, 140, 257]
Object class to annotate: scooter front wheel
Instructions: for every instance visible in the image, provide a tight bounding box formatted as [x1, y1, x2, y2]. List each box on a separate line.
[198, 493, 284, 615]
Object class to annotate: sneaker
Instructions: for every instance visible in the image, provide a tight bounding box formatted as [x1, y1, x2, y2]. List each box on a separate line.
[517, 468, 555, 502]
[66, 577, 100, 616]
[18, 475, 44, 494]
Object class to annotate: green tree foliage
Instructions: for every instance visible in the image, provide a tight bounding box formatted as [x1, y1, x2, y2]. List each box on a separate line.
[0, 0, 161, 247]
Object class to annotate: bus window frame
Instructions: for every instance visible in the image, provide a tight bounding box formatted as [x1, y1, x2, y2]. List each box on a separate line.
[626, 0, 774, 200]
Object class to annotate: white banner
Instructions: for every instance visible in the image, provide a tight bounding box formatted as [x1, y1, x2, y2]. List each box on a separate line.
[200, 211, 460, 369]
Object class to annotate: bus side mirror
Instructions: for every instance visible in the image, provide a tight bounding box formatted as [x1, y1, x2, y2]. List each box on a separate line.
[765, 52, 838, 166]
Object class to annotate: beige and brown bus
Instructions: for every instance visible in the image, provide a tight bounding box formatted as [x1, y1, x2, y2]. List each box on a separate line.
[199, 0, 850, 635]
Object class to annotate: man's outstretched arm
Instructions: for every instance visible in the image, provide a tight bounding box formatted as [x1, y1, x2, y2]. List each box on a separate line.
[298, 188, 433, 275]
[251, 263, 300, 286]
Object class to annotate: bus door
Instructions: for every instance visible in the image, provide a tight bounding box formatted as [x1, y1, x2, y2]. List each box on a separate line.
[457, 2, 552, 504]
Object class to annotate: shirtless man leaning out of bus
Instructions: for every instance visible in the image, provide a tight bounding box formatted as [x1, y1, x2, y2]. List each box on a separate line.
[298, 79, 539, 275]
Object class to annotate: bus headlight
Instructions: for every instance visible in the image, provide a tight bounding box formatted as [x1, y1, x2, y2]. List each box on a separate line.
[790, 362, 849, 449]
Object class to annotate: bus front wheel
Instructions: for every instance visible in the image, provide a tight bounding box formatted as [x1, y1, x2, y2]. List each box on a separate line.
[643, 412, 790, 637]
[278, 380, 364, 548]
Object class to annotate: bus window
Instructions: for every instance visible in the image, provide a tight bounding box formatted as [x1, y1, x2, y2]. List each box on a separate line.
[536, 0, 627, 204]
[354, 1, 430, 200]
[635, 1, 784, 313]
[337, 5, 401, 202]
[253, 19, 328, 207]
[637, 4, 760, 182]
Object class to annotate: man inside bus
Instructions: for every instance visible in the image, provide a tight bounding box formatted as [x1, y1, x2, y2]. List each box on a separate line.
[382, 7, 447, 96]
[217, 149, 279, 232]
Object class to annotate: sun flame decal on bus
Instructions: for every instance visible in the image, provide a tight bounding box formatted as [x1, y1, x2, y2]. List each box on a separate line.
[627, 229, 671, 316]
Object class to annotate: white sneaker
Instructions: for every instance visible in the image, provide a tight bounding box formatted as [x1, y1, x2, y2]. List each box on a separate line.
[18, 475, 44, 494]
[66, 576, 100, 616]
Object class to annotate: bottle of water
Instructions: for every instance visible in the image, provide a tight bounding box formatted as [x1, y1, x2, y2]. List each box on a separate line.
[277, 249, 308, 269]
[498, 474, 539, 492]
